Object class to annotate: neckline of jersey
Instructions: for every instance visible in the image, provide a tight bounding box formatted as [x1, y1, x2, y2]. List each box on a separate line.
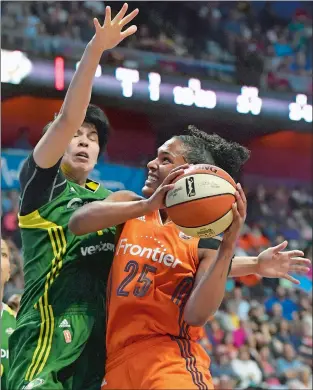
[156, 210, 173, 227]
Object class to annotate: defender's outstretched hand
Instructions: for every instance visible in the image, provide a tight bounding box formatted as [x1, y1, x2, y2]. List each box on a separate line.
[256, 241, 311, 284]
[93, 3, 139, 51]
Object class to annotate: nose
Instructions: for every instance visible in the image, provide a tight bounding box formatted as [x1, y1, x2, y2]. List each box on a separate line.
[147, 158, 158, 171]
[78, 135, 89, 148]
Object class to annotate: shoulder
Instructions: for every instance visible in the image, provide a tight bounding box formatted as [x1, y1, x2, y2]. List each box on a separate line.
[20, 152, 62, 183]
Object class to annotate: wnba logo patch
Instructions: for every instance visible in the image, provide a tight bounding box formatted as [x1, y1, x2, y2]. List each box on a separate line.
[185, 177, 196, 197]
[63, 330, 72, 344]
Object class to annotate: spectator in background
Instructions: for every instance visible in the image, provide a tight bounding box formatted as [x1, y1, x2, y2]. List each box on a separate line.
[265, 285, 299, 320]
[232, 320, 248, 348]
[1, 1, 312, 94]
[277, 343, 306, 382]
[84, 0, 105, 17]
[298, 320, 313, 367]
[22, 3, 40, 41]
[273, 29, 295, 57]
[255, 345, 281, 388]
[220, 332, 238, 359]
[210, 347, 239, 384]
[217, 301, 240, 332]
[228, 286, 251, 320]
[206, 319, 225, 347]
[3, 239, 24, 302]
[133, 24, 158, 51]
[231, 346, 263, 389]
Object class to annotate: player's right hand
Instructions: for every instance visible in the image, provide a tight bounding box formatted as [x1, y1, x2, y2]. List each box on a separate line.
[145, 164, 190, 212]
[92, 3, 139, 51]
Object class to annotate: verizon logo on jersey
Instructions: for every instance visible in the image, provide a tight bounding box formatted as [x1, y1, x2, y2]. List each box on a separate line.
[81, 242, 115, 256]
[117, 238, 182, 268]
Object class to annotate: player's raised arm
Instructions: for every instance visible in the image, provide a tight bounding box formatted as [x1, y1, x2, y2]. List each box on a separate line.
[34, 4, 138, 168]
[69, 167, 186, 235]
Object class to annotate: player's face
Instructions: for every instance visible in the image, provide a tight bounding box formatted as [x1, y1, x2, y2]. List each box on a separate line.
[1, 239, 11, 287]
[143, 138, 187, 197]
[62, 123, 100, 178]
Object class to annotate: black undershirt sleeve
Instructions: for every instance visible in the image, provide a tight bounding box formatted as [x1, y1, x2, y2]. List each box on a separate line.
[19, 153, 66, 215]
[198, 237, 234, 276]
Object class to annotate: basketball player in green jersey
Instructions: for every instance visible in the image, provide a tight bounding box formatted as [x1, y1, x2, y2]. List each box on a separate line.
[1, 239, 16, 390]
[7, 4, 139, 390]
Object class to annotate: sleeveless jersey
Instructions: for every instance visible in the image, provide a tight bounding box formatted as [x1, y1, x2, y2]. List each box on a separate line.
[1, 303, 16, 390]
[106, 211, 203, 359]
[18, 178, 116, 319]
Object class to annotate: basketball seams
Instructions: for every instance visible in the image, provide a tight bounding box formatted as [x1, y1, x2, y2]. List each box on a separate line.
[166, 193, 236, 210]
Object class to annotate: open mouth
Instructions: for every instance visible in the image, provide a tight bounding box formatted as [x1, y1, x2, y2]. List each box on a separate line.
[145, 173, 158, 184]
[76, 151, 89, 160]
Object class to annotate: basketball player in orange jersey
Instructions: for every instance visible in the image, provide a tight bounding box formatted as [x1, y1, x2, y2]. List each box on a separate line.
[69, 127, 310, 390]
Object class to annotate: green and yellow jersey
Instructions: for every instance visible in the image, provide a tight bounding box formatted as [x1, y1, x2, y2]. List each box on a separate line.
[7, 154, 116, 387]
[17, 154, 116, 318]
[1, 303, 16, 390]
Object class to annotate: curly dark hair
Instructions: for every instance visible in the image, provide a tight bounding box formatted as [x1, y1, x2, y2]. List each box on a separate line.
[175, 125, 250, 179]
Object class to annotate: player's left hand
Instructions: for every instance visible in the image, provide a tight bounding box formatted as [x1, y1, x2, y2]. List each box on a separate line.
[256, 241, 311, 284]
[93, 3, 139, 51]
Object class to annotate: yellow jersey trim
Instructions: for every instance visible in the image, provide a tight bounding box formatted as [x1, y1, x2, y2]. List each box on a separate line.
[24, 224, 66, 381]
[18, 210, 58, 230]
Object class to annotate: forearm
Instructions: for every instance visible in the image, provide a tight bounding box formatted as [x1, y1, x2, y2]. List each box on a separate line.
[228, 256, 259, 277]
[69, 199, 150, 235]
[60, 38, 102, 124]
[34, 39, 104, 168]
[184, 244, 235, 326]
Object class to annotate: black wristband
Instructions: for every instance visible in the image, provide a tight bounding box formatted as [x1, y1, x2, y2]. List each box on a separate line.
[227, 255, 235, 276]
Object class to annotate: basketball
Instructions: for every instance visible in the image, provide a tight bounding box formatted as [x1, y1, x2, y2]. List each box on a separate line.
[165, 164, 237, 238]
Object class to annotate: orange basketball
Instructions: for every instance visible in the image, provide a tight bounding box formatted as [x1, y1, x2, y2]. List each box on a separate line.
[165, 164, 237, 238]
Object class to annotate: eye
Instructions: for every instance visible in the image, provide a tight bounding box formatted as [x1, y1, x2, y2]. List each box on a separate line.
[89, 132, 98, 142]
[162, 157, 172, 164]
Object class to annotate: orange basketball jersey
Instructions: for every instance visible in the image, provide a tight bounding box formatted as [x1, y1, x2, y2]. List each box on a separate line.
[106, 210, 204, 360]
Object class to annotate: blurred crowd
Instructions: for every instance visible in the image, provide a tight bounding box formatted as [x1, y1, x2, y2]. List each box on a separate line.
[203, 285, 312, 390]
[1, 1, 312, 92]
[2, 181, 312, 389]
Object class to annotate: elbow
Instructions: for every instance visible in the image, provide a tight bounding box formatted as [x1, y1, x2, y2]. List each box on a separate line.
[183, 308, 215, 327]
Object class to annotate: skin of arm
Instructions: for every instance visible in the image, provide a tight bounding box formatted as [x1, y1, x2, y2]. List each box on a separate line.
[33, 4, 138, 169]
[68, 191, 146, 235]
[69, 167, 185, 235]
[228, 256, 259, 277]
[183, 245, 235, 327]
[33, 40, 104, 169]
